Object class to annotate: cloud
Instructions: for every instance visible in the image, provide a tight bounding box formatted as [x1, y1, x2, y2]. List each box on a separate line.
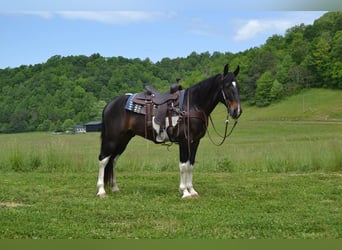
[1, 10, 175, 24]
[57, 11, 173, 24]
[1, 11, 54, 19]
[233, 18, 292, 42]
[232, 12, 325, 42]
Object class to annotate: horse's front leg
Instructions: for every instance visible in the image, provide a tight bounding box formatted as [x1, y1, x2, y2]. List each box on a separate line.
[179, 141, 199, 199]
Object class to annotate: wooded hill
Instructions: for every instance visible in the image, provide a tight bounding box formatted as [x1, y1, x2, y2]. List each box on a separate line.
[0, 12, 341, 133]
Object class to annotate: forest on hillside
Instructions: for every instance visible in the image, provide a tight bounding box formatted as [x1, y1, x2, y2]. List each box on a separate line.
[0, 12, 341, 133]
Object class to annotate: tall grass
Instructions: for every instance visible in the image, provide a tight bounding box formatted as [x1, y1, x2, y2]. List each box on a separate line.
[0, 133, 99, 173]
[0, 120, 341, 174]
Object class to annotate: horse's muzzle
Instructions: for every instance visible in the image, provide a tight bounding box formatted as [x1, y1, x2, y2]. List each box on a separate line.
[229, 104, 242, 120]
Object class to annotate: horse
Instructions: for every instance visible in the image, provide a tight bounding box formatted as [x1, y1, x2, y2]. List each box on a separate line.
[96, 64, 242, 198]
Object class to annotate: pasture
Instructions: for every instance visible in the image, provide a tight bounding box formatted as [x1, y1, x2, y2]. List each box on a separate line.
[1, 89, 342, 239]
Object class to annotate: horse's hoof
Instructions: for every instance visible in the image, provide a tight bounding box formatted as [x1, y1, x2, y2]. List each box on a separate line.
[97, 193, 107, 198]
[191, 193, 199, 198]
[181, 192, 194, 199]
[182, 194, 199, 199]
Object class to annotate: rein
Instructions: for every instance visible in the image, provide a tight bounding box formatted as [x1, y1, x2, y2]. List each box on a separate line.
[207, 115, 238, 146]
[206, 87, 238, 146]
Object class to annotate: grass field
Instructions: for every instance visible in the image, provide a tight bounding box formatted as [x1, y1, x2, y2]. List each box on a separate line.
[0, 89, 342, 239]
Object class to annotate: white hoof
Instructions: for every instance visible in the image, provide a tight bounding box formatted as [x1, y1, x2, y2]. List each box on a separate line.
[180, 188, 191, 199]
[189, 188, 199, 197]
[182, 193, 192, 199]
[97, 192, 107, 198]
[182, 189, 199, 199]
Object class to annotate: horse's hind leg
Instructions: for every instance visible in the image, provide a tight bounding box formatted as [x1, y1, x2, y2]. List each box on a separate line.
[97, 135, 133, 197]
[97, 155, 111, 197]
[97, 154, 120, 197]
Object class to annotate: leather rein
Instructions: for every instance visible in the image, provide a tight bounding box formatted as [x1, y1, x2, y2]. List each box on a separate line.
[206, 88, 238, 146]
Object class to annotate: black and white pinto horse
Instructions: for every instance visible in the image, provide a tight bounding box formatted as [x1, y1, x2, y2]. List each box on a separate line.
[97, 64, 242, 198]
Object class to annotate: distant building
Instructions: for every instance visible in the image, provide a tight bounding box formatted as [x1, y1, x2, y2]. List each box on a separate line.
[74, 125, 86, 134]
[86, 121, 102, 132]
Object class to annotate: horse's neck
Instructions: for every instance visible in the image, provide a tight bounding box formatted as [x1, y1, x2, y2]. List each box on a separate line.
[188, 75, 221, 116]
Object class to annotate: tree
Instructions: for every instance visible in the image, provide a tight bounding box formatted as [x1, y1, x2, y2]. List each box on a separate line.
[288, 30, 309, 65]
[331, 30, 342, 60]
[312, 34, 331, 85]
[330, 31, 342, 88]
[62, 119, 75, 132]
[89, 100, 107, 121]
[276, 55, 295, 84]
[255, 71, 274, 107]
[37, 119, 53, 131]
[331, 62, 342, 88]
[270, 80, 284, 101]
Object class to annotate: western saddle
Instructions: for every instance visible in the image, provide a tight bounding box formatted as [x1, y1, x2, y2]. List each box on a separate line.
[130, 82, 183, 142]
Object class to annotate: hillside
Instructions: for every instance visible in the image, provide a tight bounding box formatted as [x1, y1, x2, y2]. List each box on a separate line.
[243, 88, 342, 121]
[0, 12, 341, 133]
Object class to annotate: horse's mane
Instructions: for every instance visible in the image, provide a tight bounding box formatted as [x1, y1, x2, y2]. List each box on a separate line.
[187, 74, 221, 103]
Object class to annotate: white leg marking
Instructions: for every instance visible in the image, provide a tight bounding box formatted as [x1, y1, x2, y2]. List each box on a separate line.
[179, 161, 190, 198]
[111, 155, 120, 192]
[97, 156, 110, 197]
[179, 161, 193, 198]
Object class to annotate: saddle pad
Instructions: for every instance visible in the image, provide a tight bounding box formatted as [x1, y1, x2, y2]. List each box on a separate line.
[124, 93, 144, 113]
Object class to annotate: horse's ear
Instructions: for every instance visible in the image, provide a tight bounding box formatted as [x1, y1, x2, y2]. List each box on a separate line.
[234, 65, 240, 76]
[223, 64, 229, 76]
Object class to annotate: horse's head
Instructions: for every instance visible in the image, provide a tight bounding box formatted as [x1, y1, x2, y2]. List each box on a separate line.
[219, 64, 242, 119]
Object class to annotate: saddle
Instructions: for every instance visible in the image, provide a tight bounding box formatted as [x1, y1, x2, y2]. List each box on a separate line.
[128, 83, 183, 142]
[133, 83, 182, 106]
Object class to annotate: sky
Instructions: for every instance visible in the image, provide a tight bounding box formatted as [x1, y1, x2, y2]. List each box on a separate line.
[0, 0, 336, 69]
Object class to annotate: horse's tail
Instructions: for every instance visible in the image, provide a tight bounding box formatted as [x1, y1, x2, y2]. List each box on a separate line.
[104, 156, 114, 187]
[100, 122, 114, 188]
[99, 101, 113, 186]
[100, 102, 107, 142]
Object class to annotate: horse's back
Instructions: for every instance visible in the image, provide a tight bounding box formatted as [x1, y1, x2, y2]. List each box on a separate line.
[103, 94, 130, 119]
[101, 95, 131, 137]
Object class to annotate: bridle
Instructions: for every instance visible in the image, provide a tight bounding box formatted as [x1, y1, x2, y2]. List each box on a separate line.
[206, 78, 239, 146]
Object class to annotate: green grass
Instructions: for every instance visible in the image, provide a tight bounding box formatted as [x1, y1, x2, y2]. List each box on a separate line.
[0, 88, 342, 239]
[1, 172, 341, 239]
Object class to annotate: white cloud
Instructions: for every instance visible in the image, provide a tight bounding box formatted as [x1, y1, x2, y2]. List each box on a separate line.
[57, 11, 172, 24]
[1, 10, 175, 24]
[233, 19, 292, 42]
[233, 12, 326, 42]
[1, 11, 54, 19]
